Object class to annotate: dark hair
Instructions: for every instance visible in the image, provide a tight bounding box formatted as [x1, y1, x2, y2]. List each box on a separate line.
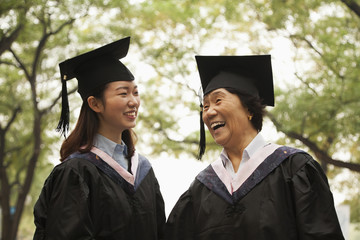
[225, 87, 266, 132]
[60, 83, 137, 163]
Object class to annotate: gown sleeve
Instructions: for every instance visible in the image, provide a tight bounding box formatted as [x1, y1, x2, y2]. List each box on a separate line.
[290, 153, 344, 240]
[154, 174, 166, 239]
[164, 189, 195, 240]
[33, 163, 94, 240]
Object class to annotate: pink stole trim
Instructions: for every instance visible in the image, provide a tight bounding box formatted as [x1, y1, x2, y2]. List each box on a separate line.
[90, 147, 138, 186]
[211, 143, 281, 195]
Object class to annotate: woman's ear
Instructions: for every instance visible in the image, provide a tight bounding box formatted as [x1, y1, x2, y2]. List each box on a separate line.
[87, 96, 102, 113]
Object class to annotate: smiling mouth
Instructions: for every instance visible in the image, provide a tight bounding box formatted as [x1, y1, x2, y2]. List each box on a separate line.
[211, 121, 225, 130]
[125, 111, 136, 117]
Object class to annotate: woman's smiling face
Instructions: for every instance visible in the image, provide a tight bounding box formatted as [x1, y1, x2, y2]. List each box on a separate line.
[93, 81, 140, 137]
[202, 88, 256, 149]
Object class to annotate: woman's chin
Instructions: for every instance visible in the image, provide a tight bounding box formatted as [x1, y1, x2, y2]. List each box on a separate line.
[213, 137, 227, 147]
[212, 131, 230, 147]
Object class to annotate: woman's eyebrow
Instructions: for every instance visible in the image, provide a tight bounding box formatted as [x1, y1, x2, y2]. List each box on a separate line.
[115, 85, 138, 91]
[115, 86, 128, 90]
[204, 90, 225, 101]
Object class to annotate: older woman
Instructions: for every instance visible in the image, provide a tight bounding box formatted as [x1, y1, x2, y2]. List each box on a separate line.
[165, 55, 344, 240]
[34, 37, 165, 239]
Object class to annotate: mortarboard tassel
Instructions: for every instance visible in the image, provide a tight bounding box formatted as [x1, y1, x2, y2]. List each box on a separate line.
[198, 105, 206, 160]
[56, 77, 70, 138]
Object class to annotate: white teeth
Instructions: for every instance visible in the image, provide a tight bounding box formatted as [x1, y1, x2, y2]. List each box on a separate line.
[125, 112, 136, 116]
[211, 122, 225, 129]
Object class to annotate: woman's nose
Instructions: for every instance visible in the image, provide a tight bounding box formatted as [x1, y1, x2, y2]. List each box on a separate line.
[203, 105, 217, 119]
[129, 95, 140, 107]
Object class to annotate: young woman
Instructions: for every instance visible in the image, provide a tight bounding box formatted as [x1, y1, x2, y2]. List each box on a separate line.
[165, 55, 344, 240]
[34, 37, 165, 239]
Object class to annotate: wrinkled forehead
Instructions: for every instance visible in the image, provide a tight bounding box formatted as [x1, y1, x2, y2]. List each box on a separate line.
[203, 88, 229, 102]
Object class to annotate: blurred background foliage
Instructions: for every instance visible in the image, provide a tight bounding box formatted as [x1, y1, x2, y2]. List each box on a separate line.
[0, 0, 359, 239]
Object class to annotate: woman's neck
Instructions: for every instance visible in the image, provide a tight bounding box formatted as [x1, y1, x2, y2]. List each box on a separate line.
[97, 128, 123, 144]
[225, 131, 257, 172]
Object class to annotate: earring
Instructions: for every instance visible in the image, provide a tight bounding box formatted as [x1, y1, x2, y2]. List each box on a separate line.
[248, 115, 253, 121]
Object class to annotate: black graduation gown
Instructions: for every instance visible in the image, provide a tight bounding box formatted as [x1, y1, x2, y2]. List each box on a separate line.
[165, 146, 344, 240]
[34, 151, 165, 240]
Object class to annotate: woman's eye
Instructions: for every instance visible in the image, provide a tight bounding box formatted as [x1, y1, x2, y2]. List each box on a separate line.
[216, 99, 221, 103]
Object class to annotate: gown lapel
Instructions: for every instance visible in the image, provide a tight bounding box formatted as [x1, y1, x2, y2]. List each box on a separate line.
[197, 145, 304, 204]
[66, 148, 152, 194]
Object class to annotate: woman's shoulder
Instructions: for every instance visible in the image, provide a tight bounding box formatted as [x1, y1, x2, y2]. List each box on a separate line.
[39, 154, 101, 194]
[277, 146, 324, 179]
[282, 146, 313, 166]
[188, 164, 214, 191]
[59, 152, 98, 167]
[137, 152, 151, 164]
[50, 152, 100, 178]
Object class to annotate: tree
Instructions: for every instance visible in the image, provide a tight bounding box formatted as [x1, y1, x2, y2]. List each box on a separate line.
[246, 0, 360, 172]
[0, 1, 112, 239]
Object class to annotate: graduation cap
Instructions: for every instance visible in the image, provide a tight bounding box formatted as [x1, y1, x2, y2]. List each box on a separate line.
[56, 36, 134, 137]
[195, 55, 274, 159]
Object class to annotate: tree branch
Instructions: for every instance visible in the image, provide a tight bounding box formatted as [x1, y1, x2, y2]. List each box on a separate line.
[294, 72, 319, 96]
[341, 0, 360, 18]
[2, 106, 22, 133]
[267, 112, 360, 172]
[0, 24, 23, 56]
[8, 48, 31, 80]
[41, 86, 78, 116]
